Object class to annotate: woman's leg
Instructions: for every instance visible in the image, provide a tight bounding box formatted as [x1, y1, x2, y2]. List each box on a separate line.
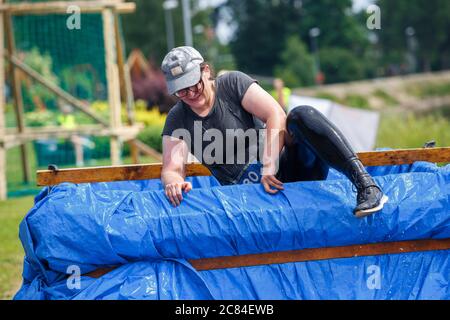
[277, 105, 388, 217]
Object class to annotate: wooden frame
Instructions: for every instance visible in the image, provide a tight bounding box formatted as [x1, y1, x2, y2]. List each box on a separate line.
[0, 1, 6, 200]
[0, 1, 136, 15]
[85, 238, 450, 277]
[37, 147, 450, 186]
[4, 11, 30, 182]
[0, 1, 155, 200]
[34, 145, 450, 278]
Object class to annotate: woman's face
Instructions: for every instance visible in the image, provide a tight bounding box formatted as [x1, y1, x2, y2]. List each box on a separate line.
[179, 66, 213, 109]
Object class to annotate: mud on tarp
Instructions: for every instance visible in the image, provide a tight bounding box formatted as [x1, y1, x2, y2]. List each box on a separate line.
[14, 162, 450, 300]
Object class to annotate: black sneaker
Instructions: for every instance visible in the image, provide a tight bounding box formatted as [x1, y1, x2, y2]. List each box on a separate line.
[354, 184, 389, 218]
[346, 158, 388, 218]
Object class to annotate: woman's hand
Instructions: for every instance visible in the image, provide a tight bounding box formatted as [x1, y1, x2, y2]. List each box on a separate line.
[164, 181, 192, 207]
[261, 175, 284, 194]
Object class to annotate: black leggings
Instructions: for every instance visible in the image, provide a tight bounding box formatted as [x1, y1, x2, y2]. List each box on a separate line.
[276, 105, 357, 183]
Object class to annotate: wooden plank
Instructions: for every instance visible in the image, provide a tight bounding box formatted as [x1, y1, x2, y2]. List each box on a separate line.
[0, 1, 135, 15]
[4, 12, 30, 183]
[36, 147, 450, 186]
[6, 54, 108, 126]
[103, 8, 122, 165]
[358, 147, 450, 166]
[114, 10, 134, 124]
[4, 124, 142, 149]
[113, 9, 139, 164]
[0, 7, 6, 200]
[192, 239, 450, 271]
[84, 238, 450, 278]
[130, 139, 163, 162]
[36, 162, 210, 186]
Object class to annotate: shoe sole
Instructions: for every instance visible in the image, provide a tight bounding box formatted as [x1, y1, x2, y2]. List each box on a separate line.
[354, 195, 389, 218]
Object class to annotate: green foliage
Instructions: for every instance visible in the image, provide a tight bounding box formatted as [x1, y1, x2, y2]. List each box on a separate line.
[122, 0, 183, 62]
[341, 94, 370, 109]
[274, 36, 315, 87]
[376, 0, 450, 71]
[0, 196, 34, 299]
[226, 0, 370, 77]
[314, 92, 340, 102]
[376, 111, 450, 148]
[407, 82, 450, 98]
[373, 89, 399, 106]
[138, 124, 165, 153]
[61, 67, 95, 100]
[122, 0, 228, 69]
[22, 48, 59, 110]
[319, 47, 366, 83]
[24, 110, 56, 127]
[314, 91, 370, 109]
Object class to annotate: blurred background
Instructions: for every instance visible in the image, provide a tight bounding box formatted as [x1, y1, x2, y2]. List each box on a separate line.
[0, 0, 449, 299]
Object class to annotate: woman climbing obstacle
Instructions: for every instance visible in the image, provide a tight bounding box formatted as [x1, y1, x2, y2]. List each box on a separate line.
[160, 46, 388, 217]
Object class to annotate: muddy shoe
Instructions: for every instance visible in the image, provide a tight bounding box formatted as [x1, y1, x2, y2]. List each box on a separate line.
[354, 184, 388, 218]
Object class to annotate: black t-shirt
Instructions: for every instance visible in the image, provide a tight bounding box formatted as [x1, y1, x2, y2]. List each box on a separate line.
[162, 71, 265, 185]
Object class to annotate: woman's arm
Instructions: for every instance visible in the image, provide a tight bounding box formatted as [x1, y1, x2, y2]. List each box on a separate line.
[241, 83, 288, 193]
[161, 135, 192, 206]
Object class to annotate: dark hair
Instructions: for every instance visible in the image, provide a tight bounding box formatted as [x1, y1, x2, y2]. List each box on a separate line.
[200, 62, 215, 80]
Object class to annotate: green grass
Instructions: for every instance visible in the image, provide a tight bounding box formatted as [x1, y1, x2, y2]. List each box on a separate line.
[6, 143, 158, 197]
[341, 94, 370, 109]
[314, 91, 370, 109]
[373, 89, 398, 106]
[407, 81, 450, 98]
[315, 91, 340, 102]
[0, 196, 34, 300]
[2, 149, 158, 299]
[376, 111, 450, 149]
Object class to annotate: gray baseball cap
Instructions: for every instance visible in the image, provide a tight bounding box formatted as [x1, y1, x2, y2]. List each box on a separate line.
[161, 46, 204, 95]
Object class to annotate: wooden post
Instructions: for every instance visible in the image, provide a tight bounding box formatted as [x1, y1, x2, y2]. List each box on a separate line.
[4, 12, 30, 183]
[0, 7, 7, 200]
[113, 10, 138, 164]
[103, 7, 122, 165]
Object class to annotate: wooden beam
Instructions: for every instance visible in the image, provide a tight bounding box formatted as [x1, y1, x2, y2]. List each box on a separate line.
[113, 9, 138, 164]
[129, 139, 162, 162]
[36, 147, 450, 186]
[358, 147, 450, 166]
[4, 124, 142, 149]
[114, 10, 134, 124]
[4, 12, 31, 183]
[36, 162, 210, 186]
[103, 8, 122, 165]
[0, 1, 136, 15]
[6, 54, 108, 126]
[84, 238, 450, 277]
[192, 238, 450, 271]
[0, 7, 6, 200]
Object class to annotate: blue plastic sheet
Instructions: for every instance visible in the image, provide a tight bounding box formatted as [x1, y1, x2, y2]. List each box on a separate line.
[14, 162, 450, 300]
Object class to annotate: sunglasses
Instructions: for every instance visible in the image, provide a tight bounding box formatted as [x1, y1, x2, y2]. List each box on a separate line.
[175, 78, 204, 98]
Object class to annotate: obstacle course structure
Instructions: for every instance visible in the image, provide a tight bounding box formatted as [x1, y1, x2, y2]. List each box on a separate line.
[0, 1, 155, 200]
[13, 147, 450, 299]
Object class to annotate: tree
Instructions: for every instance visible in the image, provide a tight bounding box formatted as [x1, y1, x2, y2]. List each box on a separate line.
[376, 0, 450, 72]
[121, 0, 184, 63]
[318, 47, 366, 83]
[122, 0, 231, 70]
[225, 0, 370, 76]
[274, 36, 315, 87]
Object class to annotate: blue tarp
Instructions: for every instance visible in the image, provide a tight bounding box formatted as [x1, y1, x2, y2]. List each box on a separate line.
[14, 162, 450, 300]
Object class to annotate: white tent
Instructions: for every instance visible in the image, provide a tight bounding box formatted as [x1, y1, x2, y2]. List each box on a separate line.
[288, 95, 380, 152]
